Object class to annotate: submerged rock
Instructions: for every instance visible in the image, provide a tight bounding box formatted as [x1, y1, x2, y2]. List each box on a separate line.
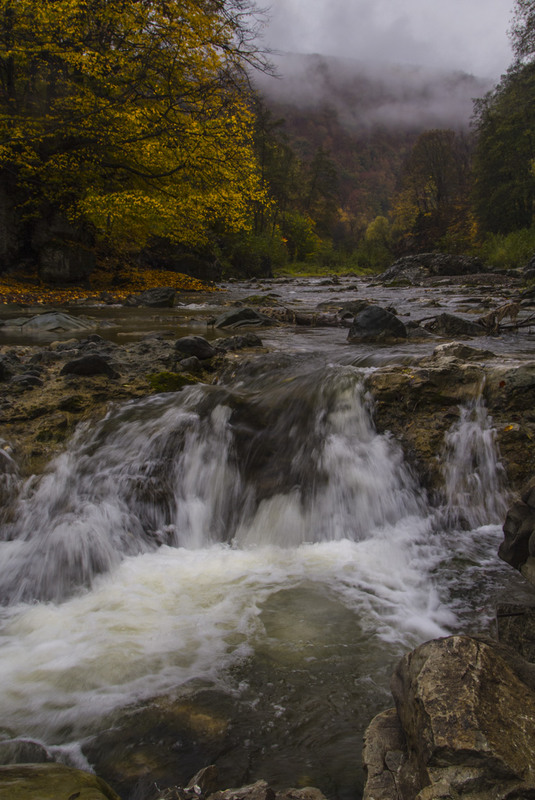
[347, 305, 407, 343]
[214, 307, 275, 329]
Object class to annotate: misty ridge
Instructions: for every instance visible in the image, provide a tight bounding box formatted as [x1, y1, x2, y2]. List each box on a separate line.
[254, 52, 494, 131]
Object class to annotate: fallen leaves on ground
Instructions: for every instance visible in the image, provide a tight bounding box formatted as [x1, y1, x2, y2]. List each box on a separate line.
[0, 264, 218, 305]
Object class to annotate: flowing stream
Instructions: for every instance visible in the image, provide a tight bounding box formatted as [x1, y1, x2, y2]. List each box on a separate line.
[0, 351, 522, 799]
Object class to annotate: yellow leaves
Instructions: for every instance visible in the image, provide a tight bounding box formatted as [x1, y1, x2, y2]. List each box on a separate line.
[0, 264, 217, 305]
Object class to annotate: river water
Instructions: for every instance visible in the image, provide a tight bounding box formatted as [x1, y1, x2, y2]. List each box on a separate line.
[0, 276, 532, 798]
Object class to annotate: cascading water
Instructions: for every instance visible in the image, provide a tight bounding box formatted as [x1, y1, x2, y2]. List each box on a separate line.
[441, 393, 509, 529]
[0, 360, 517, 799]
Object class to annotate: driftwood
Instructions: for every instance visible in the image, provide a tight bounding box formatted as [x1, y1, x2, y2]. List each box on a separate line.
[478, 302, 520, 334]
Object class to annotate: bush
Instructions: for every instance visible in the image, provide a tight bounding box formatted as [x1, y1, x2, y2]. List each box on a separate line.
[480, 227, 535, 269]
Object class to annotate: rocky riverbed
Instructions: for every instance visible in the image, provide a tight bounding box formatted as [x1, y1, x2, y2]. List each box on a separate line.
[1, 258, 535, 800]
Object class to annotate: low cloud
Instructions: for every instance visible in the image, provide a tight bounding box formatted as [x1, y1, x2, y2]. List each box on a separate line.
[255, 53, 493, 131]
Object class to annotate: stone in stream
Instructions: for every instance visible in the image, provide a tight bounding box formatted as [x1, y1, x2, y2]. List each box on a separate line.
[213, 333, 263, 351]
[124, 287, 177, 307]
[347, 305, 407, 343]
[175, 335, 219, 360]
[214, 307, 276, 329]
[423, 312, 485, 338]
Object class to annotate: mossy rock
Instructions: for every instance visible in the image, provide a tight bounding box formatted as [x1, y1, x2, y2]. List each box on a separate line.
[0, 763, 120, 799]
[146, 371, 196, 393]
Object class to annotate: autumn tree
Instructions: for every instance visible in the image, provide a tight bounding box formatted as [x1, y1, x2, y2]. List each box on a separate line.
[392, 129, 473, 252]
[0, 0, 268, 270]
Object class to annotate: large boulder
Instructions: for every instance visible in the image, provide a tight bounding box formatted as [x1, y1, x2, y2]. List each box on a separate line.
[0, 763, 120, 799]
[363, 635, 535, 799]
[347, 305, 407, 343]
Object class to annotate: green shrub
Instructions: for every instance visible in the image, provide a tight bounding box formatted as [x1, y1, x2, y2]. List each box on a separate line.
[480, 227, 535, 269]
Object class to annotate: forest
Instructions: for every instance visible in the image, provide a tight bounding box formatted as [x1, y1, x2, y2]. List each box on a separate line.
[1, 0, 535, 282]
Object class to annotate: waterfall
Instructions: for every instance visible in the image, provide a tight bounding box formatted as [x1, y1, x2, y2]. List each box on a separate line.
[441, 394, 509, 529]
[0, 367, 428, 604]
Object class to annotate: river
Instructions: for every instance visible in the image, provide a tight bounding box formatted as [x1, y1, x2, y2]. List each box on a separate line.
[0, 275, 531, 799]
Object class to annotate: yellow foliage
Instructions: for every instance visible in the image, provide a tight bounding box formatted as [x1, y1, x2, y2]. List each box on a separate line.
[0, 0, 267, 247]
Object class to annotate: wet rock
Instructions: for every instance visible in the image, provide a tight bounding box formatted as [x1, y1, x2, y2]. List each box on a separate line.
[497, 604, 535, 663]
[379, 254, 485, 285]
[175, 336, 218, 360]
[209, 780, 275, 800]
[0, 763, 120, 799]
[423, 313, 485, 338]
[499, 477, 535, 581]
[28, 350, 62, 365]
[213, 333, 263, 351]
[363, 635, 535, 799]
[10, 311, 95, 333]
[362, 708, 414, 800]
[60, 354, 120, 379]
[0, 357, 15, 381]
[347, 305, 407, 343]
[214, 307, 275, 329]
[0, 739, 53, 765]
[178, 356, 203, 372]
[9, 373, 44, 389]
[124, 287, 176, 307]
[425, 342, 496, 362]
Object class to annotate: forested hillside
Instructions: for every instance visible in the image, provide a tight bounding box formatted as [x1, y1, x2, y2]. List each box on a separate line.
[253, 54, 489, 268]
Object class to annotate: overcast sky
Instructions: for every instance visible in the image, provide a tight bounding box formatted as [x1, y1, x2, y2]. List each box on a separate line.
[263, 0, 515, 79]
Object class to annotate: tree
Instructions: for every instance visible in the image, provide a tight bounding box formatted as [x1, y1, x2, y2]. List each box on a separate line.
[511, 0, 535, 63]
[0, 0, 268, 266]
[471, 62, 535, 235]
[392, 129, 473, 251]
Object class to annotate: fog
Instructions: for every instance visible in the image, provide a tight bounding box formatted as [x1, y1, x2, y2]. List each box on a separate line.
[263, 0, 514, 80]
[255, 53, 493, 131]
